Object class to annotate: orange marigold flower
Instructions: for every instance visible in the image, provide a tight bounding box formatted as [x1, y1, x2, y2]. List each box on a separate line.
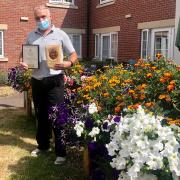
[133, 103, 140, 109]
[146, 73, 153, 78]
[145, 63, 150, 67]
[124, 79, 133, 83]
[159, 94, 166, 99]
[115, 106, 121, 113]
[139, 94, 145, 100]
[163, 72, 172, 78]
[168, 119, 180, 125]
[134, 63, 139, 67]
[116, 96, 122, 101]
[160, 78, 166, 83]
[141, 84, 147, 89]
[176, 66, 180, 70]
[167, 84, 174, 91]
[170, 80, 175, 85]
[165, 95, 171, 102]
[103, 92, 110, 97]
[127, 105, 134, 110]
[128, 89, 135, 94]
[145, 102, 155, 107]
[156, 53, 162, 59]
[151, 66, 157, 70]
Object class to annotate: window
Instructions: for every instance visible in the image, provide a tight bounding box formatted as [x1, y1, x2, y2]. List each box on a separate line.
[100, 0, 114, 5]
[95, 32, 118, 61]
[68, 34, 82, 58]
[0, 31, 4, 58]
[95, 34, 100, 58]
[49, 0, 74, 4]
[141, 29, 149, 59]
[141, 27, 174, 60]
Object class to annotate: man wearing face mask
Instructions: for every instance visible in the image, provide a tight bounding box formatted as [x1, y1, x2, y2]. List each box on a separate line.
[20, 5, 78, 165]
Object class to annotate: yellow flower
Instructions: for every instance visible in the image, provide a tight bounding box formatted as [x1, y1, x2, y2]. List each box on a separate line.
[163, 72, 172, 78]
[159, 94, 166, 99]
[128, 89, 135, 94]
[103, 92, 110, 97]
[146, 73, 153, 78]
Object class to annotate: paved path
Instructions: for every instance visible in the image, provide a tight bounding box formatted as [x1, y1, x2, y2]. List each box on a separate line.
[0, 93, 24, 110]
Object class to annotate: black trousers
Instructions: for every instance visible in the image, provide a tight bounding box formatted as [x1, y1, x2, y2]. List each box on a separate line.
[31, 74, 66, 157]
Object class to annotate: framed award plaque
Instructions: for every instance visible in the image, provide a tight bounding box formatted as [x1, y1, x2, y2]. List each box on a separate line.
[45, 45, 63, 69]
[22, 44, 39, 69]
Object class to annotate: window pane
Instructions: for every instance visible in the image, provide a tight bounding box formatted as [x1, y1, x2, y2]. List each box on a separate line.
[64, 0, 72, 3]
[0, 31, 2, 56]
[72, 35, 81, 57]
[102, 35, 110, 59]
[100, 0, 113, 4]
[95, 35, 100, 58]
[154, 31, 168, 58]
[111, 33, 117, 59]
[141, 30, 148, 59]
[49, 0, 62, 3]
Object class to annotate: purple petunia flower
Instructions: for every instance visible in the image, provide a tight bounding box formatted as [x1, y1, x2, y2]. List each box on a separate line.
[102, 122, 108, 129]
[48, 103, 70, 127]
[113, 116, 121, 123]
[85, 118, 94, 129]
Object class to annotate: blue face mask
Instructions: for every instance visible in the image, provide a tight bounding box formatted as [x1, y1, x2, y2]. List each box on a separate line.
[37, 18, 51, 31]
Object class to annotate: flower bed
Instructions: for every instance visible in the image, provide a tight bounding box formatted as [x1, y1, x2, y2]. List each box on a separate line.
[7, 58, 180, 179]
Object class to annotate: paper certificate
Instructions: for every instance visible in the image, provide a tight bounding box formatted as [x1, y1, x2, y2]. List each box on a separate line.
[22, 45, 39, 69]
[45, 45, 63, 69]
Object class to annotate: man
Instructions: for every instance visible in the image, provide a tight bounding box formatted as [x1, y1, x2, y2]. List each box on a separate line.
[20, 5, 77, 164]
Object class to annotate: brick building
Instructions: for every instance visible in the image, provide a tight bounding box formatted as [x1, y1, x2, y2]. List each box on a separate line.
[0, 0, 179, 70]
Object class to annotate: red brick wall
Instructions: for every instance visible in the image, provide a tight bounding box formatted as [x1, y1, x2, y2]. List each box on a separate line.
[89, 0, 176, 62]
[0, 0, 87, 70]
[0, 0, 176, 70]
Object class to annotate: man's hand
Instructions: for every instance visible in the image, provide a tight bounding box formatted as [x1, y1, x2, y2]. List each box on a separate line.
[54, 61, 72, 70]
[20, 61, 29, 70]
[54, 51, 78, 70]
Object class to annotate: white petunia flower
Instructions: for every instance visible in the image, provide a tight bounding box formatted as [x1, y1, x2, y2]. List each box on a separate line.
[88, 103, 98, 114]
[88, 127, 100, 137]
[74, 121, 84, 137]
[107, 106, 180, 179]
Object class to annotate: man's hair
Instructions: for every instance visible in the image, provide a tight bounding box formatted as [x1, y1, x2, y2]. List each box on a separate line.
[33, 5, 50, 16]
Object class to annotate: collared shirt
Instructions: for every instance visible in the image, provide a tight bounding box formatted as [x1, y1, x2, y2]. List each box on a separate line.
[26, 26, 75, 80]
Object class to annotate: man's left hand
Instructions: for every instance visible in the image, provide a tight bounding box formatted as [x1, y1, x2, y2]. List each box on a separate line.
[54, 61, 72, 70]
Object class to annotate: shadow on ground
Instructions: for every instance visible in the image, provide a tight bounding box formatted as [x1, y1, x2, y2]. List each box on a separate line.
[0, 108, 88, 180]
[8, 149, 88, 180]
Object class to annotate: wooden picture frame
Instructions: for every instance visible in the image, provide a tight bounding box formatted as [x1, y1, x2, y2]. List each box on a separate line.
[45, 45, 63, 69]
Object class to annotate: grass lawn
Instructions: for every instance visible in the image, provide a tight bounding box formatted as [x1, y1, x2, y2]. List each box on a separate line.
[0, 108, 87, 180]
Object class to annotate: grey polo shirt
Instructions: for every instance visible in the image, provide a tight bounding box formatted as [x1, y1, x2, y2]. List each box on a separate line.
[26, 26, 75, 80]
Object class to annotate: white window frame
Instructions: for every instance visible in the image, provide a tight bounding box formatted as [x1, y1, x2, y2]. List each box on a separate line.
[95, 34, 100, 58]
[110, 33, 118, 60]
[100, 0, 114, 5]
[151, 27, 174, 60]
[140, 27, 175, 60]
[95, 32, 118, 61]
[0, 31, 4, 58]
[101, 33, 110, 60]
[141, 29, 149, 60]
[68, 34, 82, 58]
[49, 0, 74, 5]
